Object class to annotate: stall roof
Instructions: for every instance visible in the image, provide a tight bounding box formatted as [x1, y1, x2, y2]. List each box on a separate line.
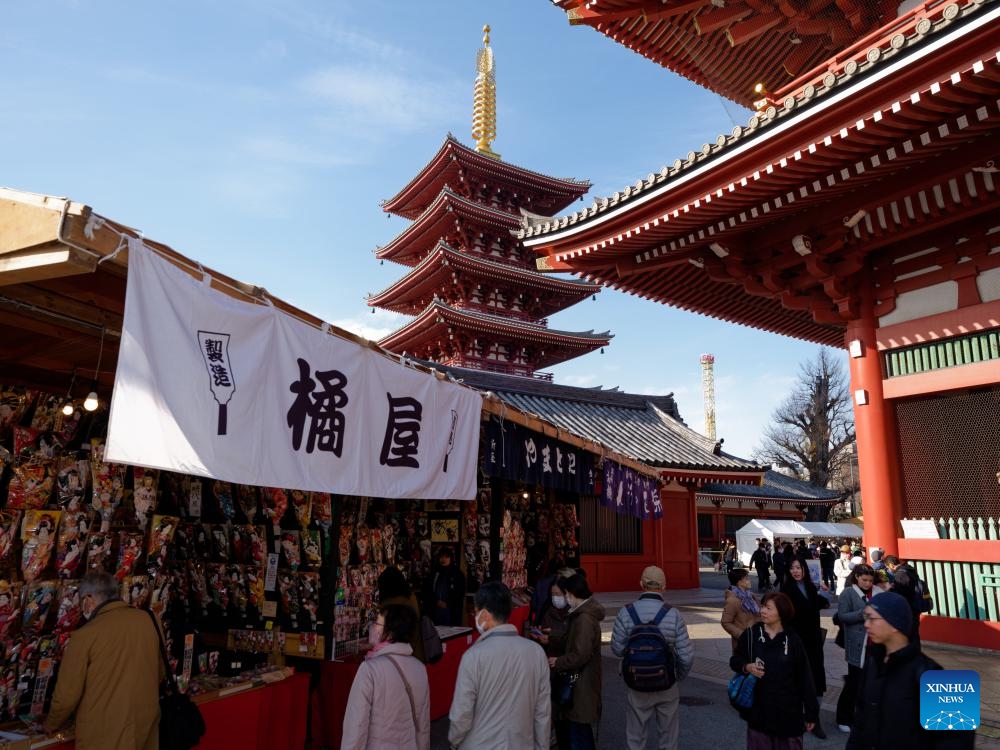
[0, 187, 662, 480]
[736, 518, 863, 539]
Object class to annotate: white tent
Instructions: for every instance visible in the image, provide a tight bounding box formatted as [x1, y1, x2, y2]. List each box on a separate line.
[734, 519, 863, 566]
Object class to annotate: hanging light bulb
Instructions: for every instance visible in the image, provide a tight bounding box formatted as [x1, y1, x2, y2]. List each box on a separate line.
[84, 327, 106, 412]
[61, 369, 78, 416]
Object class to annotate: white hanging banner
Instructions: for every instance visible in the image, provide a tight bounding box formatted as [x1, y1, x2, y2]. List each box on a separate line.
[106, 244, 482, 499]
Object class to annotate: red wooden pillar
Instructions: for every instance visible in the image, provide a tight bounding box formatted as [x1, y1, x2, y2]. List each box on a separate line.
[845, 278, 903, 556]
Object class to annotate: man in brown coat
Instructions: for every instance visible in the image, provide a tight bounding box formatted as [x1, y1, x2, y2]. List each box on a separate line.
[44, 571, 162, 749]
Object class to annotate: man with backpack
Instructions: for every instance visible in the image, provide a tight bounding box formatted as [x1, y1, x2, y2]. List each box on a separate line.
[610, 566, 693, 750]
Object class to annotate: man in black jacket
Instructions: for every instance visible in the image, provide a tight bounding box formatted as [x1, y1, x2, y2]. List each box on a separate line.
[847, 592, 974, 750]
[749, 541, 771, 592]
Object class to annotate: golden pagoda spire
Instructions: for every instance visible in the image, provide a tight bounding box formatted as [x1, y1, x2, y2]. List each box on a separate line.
[472, 24, 500, 159]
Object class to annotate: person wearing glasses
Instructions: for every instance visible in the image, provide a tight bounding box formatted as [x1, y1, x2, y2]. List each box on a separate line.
[43, 571, 163, 749]
[342, 603, 430, 750]
[847, 592, 974, 749]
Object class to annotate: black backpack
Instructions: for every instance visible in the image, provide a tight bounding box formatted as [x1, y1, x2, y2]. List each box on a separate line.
[621, 604, 677, 692]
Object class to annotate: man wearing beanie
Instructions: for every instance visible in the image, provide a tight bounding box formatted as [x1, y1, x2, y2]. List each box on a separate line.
[847, 592, 974, 749]
[611, 566, 693, 750]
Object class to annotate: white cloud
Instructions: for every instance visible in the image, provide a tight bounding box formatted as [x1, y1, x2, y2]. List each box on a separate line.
[329, 309, 407, 343]
[299, 64, 462, 133]
[238, 135, 358, 168]
[561, 373, 598, 388]
[258, 39, 288, 62]
[211, 168, 300, 217]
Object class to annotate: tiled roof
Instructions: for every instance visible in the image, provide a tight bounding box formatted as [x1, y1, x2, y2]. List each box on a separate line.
[432, 364, 763, 472]
[520, 0, 991, 242]
[700, 469, 843, 504]
[367, 240, 599, 313]
[382, 134, 590, 219]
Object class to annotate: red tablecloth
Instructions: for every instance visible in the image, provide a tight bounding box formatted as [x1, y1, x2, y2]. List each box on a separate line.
[509, 604, 530, 634]
[426, 629, 475, 720]
[41, 671, 308, 750]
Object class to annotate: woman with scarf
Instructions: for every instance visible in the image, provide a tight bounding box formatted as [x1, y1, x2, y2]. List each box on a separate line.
[722, 568, 761, 650]
[342, 604, 430, 750]
[780, 558, 831, 739]
[835, 563, 880, 734]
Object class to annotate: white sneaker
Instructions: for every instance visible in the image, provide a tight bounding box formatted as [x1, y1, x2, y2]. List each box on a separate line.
[838, 724, 851, 733]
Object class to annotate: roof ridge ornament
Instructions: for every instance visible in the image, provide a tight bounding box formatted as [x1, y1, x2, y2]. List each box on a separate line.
[472, 24, 500, 160]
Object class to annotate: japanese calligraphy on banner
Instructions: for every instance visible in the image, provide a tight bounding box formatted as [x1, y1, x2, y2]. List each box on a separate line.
[602, 461, 662, 520]
[105, 243, 482, 499]
[482, 417, 595, 494]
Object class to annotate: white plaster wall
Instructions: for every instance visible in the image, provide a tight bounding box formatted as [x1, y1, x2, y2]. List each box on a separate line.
[879, 280, 958, 327]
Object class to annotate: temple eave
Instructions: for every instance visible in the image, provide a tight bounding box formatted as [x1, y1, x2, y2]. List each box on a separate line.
[382, 135, 590, 219]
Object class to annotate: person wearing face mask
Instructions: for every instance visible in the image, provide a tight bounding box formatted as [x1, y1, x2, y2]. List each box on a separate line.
[529, 580, 571, 657]
[342, 604, 430, 750]
[551, 573, 604, 750]
[836, 563, 881, 733]
[43, 571, 164, 749]
[449, 581, 551, 750]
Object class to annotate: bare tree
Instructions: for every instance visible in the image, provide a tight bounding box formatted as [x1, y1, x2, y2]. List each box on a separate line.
[754, 349, 855, 515]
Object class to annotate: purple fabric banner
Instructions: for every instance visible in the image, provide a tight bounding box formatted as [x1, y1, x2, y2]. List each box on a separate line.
[602, 461, 662, 520]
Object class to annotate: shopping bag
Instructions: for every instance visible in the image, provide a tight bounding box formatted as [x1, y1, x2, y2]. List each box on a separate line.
[727, 671, 757, 709]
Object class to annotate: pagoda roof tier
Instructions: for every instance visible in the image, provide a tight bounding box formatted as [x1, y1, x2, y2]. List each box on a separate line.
[552, 0, 899, 108]
[377, 301, 612, 370]
[523, 1, 1000, 346]
[382, 134, 590, 220]
[367, 240, 600, 316]
[376, 187, 525, 267]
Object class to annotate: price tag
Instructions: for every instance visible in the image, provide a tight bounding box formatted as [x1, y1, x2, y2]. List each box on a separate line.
[187, 479, 202, 518]
[265, 552, 279, 591]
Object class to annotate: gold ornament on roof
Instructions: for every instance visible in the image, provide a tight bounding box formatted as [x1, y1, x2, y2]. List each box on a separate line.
[472, 24, 500, 159]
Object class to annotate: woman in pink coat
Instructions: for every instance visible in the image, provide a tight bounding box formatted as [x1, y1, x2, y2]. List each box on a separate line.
[342, 604, 430, 750]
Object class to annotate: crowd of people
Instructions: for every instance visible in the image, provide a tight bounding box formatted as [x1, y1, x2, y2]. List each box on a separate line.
[34, 541, 967, 750]
[718, 536, 970, 749]
[341, 562, 694, 750]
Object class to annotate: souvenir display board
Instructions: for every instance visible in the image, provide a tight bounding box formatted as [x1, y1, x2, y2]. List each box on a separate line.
[0, 387, 339, 719]
[330, 496, 463, 658]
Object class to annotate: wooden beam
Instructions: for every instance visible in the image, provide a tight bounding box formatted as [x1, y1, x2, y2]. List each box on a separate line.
[0, 242, 98, 286]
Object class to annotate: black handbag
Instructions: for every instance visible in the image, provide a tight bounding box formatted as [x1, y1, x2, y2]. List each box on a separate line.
[551, 670, 579, 709]
[146, 610, 206, 750]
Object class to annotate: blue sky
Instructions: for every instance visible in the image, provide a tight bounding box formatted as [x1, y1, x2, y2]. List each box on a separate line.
[2, 0, 830, 459]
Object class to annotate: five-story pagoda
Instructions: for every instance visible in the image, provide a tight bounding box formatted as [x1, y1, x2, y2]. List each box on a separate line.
[370, 26, 612, 379]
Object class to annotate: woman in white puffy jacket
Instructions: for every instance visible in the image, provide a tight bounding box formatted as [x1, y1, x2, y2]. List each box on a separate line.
[342, 604, 430, 750]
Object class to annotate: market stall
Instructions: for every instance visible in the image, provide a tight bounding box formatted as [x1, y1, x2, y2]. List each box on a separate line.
[0, 188, 664, 744]
[734, 519, 864, 566]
